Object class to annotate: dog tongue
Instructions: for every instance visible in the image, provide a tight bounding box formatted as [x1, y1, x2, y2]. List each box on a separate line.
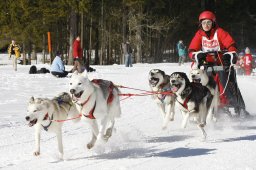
[171, 86, 178, 92]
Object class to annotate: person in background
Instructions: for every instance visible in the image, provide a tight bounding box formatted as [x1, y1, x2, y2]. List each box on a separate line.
[188, 10, 249, 117]
[72, 36, 83, 73]
[121, 41, 133, 67]
[243, 47, 253, 75]
[176, 40, 186, 65]
[50, 51, 70, 78]
[8, 40, 21, 71]
[236, 52, 245, 75]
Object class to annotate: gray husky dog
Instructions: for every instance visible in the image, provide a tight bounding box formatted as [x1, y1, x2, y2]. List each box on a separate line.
[148, 69, 176, 129]
[25, 92, 80, 159]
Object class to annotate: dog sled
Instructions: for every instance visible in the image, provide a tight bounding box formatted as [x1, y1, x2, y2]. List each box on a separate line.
[193, 51, 250, 118]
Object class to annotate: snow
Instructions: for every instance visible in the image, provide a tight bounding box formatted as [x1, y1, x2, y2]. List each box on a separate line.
[0, 54, 256, 170]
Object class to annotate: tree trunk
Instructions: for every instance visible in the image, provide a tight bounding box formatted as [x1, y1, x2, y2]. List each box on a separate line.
[135, 23, 142, 63]
[68, 10, 78, 65]
[94, 22, 99, 65]
[100, 0, 104, 65]
[22, 43, 26, 65]
[121, 2, 127, 64]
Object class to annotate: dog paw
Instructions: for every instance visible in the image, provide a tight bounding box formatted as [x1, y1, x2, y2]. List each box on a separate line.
[87, 143, 94, 149]
[199, 123, 206, 127]
[212, 116, 217, 122]
[104, 128, 113, 139]
[33, 151, 40, 156]
[162, 125, 167, 130]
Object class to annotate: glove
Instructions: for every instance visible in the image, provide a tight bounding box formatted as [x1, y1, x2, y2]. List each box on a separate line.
[222, 52, 237, 66]
[194, 52, 207, 67]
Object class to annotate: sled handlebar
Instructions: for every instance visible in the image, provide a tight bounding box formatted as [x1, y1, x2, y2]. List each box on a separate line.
[193, 50, 237, 67]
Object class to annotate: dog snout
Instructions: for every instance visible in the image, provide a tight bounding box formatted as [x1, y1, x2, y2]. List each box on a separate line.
[25, 116, 30, 121]
[191, 75, 195, 78]
[70, 89, 75, 94]
[171, 80, 175, 84]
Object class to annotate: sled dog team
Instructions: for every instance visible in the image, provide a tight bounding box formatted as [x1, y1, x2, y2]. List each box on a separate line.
[26, 68, 219, 158]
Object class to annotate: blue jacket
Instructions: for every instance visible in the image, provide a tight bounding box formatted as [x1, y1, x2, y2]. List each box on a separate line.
[177, 42, 186, 57]
[50, 56, 65, 73]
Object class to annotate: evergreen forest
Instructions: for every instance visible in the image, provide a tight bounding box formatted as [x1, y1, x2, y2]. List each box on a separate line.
[0, 0, 255, 65]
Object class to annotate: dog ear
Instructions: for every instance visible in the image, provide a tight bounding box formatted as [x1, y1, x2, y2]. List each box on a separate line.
[191, 62, 199, 69]
[159, 70, 165, 76]
[200, 65, 205, 70]
[29, 96, 35, 103]
[181, 72, 190, 83]
[82, 70, 88, 78]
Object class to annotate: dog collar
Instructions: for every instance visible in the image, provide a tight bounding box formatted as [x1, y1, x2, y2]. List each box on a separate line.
[80, 95, 91, 107]
[43, 112, 49, 120]
[41, 113, 53, 131]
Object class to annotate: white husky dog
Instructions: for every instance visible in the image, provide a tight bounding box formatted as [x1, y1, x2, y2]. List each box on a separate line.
[25, 92, 80, 158]
[69, 71, 121, 149]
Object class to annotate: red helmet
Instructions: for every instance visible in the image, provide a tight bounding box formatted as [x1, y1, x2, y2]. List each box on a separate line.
[199, 11, 216, 22]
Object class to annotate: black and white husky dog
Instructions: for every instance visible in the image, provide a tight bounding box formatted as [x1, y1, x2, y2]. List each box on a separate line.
[170, 72, 213, 139]
[148, 69, 176, 129]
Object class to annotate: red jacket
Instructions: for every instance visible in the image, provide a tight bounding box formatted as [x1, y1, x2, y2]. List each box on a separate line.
[189, 27, 237, 64]
[243, 54, 253, 70]
[73, 39, 82, 59]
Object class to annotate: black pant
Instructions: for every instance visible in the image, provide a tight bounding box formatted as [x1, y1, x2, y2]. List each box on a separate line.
[51, 71, 69, 78]
[207, 66, 245, 110]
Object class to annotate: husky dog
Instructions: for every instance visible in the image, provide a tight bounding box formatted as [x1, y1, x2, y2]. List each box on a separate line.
[148, 69, 176, 129]
[190, 68, 219, 120]
[170, 72, 213, 139]
[25, 92, 80, 158]
[69, 71, 121, 149]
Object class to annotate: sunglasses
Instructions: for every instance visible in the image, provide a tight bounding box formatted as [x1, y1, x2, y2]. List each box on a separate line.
[201, 20, 212, 26]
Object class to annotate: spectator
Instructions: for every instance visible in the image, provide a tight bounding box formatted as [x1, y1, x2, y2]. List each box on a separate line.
[176, 40, 186, 65]
[50, 51, 70, 78]
[8, 40, 21, 71]
[121, 41, 133, 67]
[243, 47, 253, 75]
[236, 52, 244, 75]
[72, 36, 83, 73]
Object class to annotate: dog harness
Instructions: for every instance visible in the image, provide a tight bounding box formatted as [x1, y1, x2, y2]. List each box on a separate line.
[79, 79, 115, 120]
[41, 113, 53, 131]
[157, 82, 173, 102]
[92, 79, 114, 104]
[176, 87, 192, 110]
[158, 87, 172, 102]
[80, 95, 96, 119]
[177, 95, 191, 110]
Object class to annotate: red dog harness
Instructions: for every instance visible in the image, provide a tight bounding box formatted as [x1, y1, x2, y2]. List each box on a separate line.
[92, 79, 115, 104]
[81, 79, 115, 119]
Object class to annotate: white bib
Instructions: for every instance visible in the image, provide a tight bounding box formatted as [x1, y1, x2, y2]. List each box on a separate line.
[245, 56, 251, 66]
[201, 30, 221, 52]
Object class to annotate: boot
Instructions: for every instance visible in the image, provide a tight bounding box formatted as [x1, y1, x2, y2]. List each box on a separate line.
[234, 107, 241, 117]
[239, 109, 250, 118]
[219, 107, 232, 117]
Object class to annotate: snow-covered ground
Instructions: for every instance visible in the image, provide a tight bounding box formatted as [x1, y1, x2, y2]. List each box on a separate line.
[0, 54, 256, 170]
